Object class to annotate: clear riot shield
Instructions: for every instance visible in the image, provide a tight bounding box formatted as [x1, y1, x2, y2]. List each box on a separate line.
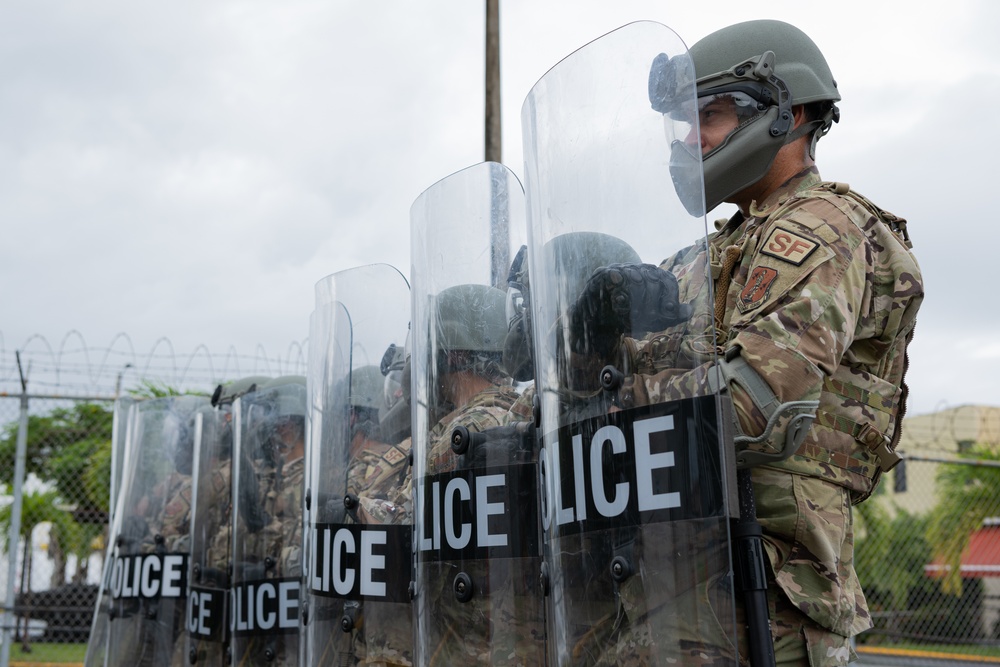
[110, 396, 137, 522]
[521, 22, 740, 665]
[186, 377, 270, 666]
[229, 378, 307, 666]
[95, 395, 209, 667]
[410, 161, 545, 665]
[302, 264, 413, 667]
[185, 377, 270, 667]
[84, 396, 137, 667]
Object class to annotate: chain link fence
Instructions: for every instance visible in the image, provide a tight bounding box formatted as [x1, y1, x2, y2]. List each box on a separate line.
[854, 405, 1000, 659]
[1, 394, 113, 663]
[1, 334, 306, 664]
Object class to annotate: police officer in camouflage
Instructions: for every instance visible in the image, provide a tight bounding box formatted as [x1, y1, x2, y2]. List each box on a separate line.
[412, 283, 544, 666]
[229, 376, 306, 667]
[583, 19, 923, 666]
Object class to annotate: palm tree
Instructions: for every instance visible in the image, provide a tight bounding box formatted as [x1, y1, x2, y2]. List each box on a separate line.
[0, 488, 71, 645]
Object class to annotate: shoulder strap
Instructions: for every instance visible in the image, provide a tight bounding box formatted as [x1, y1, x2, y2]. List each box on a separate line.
[822, 182, 913, 249]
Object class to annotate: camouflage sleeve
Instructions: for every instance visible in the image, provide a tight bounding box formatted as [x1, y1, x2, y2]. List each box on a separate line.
[158, 476, 193, 551]
[356, 436, 413, 526]
[621, 195, 871, 443]
[426, 403, 511, 474]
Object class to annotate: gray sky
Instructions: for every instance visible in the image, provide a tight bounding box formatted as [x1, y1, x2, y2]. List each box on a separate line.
[0, 0, 995, 415]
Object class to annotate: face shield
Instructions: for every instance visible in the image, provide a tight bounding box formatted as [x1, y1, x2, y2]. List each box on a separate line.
[505, 244, 529, 331]
[380, 336, 409, 413]
[664, 91, 762, 157]
[652, 50, 794, 215]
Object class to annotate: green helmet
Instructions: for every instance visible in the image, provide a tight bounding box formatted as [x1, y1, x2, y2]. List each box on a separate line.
[653, 20, 840, 214]
[211, 375, 270, 407]
[434, 284, 508, 354]
[503, 233, 641, 381]
[258, 375, 307, 420]
[350, 365, 385, 411]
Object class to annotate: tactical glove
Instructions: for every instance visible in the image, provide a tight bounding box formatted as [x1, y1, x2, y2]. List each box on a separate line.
[569, 263, 692, 358]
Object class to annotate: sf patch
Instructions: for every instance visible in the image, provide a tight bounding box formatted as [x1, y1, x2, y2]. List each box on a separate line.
[382, 445, 407, 466]
[738, 266, 778, 313]
[761, 227, 818, 266]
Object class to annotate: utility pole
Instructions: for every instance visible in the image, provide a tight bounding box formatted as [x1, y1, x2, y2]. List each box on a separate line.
[485, 0, 508, 288]
[485, 0, 501, 164]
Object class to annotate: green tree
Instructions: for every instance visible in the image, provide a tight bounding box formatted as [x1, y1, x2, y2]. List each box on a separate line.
[0, 489, 71, 588]
[926, 445, 1000, 596]
[0, 402, 114, 512]
[0, 402, 114, 584]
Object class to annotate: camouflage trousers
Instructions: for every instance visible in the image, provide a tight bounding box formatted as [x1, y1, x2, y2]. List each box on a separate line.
[419, 558, 545, 666]
[358, 600, 414, 666]
[572, 575, 856, 667]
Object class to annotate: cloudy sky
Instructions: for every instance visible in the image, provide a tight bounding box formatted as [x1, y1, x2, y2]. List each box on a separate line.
[0, 0, 996, 414]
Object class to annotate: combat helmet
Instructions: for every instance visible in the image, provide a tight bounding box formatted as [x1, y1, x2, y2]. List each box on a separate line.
[433, 283, 508, 381]
[348, 364, 386, 440]
[435, 284, 508, 355]
[651, 19, 840, 214]
[503, 232, 642, 381]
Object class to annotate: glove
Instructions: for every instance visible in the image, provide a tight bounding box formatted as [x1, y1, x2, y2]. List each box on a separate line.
[569, 263, 692, 358]
[453, 421, 536, 469]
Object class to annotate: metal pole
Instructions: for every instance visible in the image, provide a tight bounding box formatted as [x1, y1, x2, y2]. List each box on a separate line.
[485, 0, 509, 288]
[1, 354, 30, 667]
[485, 0, 501, 164]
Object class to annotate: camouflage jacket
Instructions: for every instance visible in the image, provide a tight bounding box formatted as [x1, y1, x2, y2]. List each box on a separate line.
[622, 168, 923, 501]
[235, 455, 305, 578]
[619, 169, 922, 636]
[346, 435, 411, 500]
[424, 383, 521, 474]
[155, 471, 193, 553]
[195, 460, 232, 574]
[356, 383, 522, 525]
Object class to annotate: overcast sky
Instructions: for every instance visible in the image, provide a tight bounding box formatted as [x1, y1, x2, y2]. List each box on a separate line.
[0, 0, 995, 415]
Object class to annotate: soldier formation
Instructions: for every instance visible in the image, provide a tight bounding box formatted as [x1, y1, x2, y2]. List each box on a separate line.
[85, 18, 921, 667]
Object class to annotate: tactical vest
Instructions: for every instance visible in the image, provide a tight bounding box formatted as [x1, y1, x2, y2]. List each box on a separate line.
[723, 182, 921, 503]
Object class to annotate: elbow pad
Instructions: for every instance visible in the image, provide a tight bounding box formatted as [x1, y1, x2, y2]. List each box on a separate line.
[708, 349, 818, 469]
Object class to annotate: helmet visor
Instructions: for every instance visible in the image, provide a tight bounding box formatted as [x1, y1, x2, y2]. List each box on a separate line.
[664, 91, 761, 156]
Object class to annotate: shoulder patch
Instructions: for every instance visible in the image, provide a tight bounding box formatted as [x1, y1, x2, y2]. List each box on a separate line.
[737, 266, 779, 314]
[760, 227, 819, 266]
[382, 446, 407, 466]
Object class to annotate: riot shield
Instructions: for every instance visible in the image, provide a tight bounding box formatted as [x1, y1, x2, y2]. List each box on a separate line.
[185, 377, 268, 667]
[410, 161, 545, 665]
[521, 22, 740, 665]
[85, 397, 137, 667]
[94, 395, 209, 667]
[229, 377, 307, 666]
[110, 396, 137, 523]
[302, 264, 413, 667]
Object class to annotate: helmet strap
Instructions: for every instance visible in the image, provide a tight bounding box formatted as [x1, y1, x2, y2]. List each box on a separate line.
[786, 103, 840, 160]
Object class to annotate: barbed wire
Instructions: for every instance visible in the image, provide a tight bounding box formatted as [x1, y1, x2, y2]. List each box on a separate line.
[2, 332, 998, 451]
[900, 404, 1000, 453]
[0, 331, 308, 398]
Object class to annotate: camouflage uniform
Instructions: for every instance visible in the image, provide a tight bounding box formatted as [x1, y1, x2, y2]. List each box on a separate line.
[159, 474, 193, 553]
[345, 434, 413, 666]
[356, 436, 413, 527]
[187, 459, 232, 667]
[269, 454, 305, 578]
[153, 472, 194, 667]
[236, 453, 303, 667]
[419, 383, 545, 666]
[613, 169, 922, 664]
[347, 436, 412, 501]
[201, 461, 233, 581]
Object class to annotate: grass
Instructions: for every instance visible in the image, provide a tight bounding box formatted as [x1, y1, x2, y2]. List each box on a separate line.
[7, 642, 86, 664]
